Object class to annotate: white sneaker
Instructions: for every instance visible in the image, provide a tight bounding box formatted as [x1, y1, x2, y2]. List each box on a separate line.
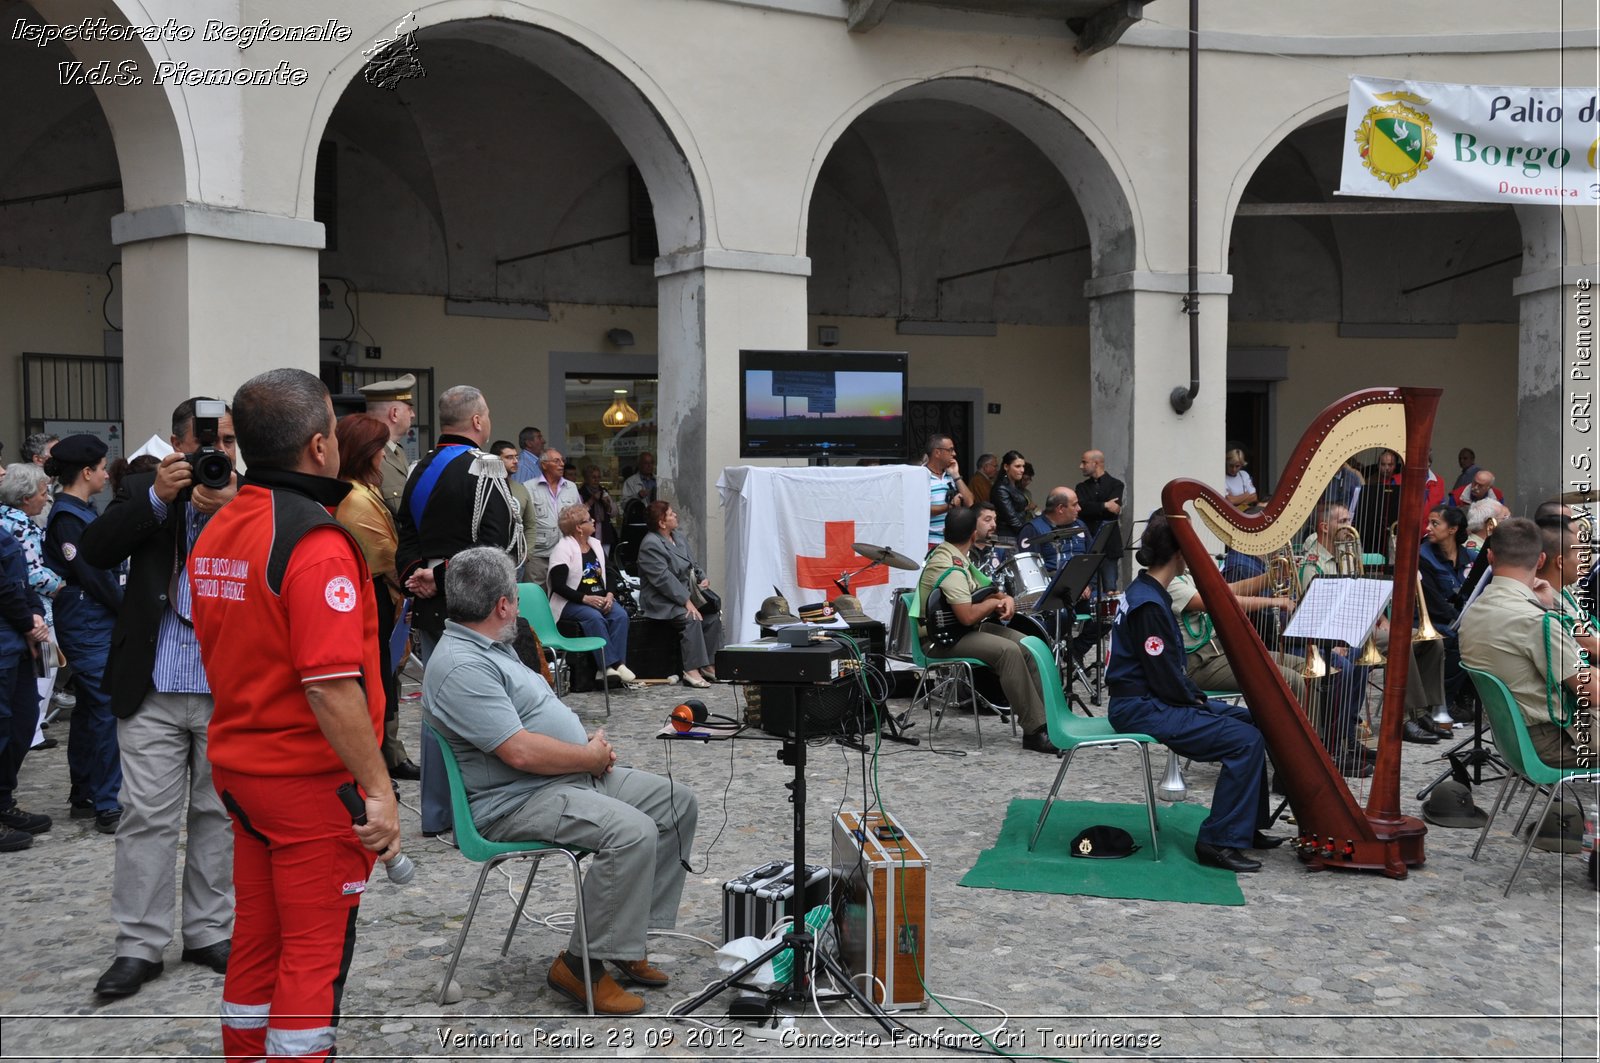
[614, 663, 637, 683]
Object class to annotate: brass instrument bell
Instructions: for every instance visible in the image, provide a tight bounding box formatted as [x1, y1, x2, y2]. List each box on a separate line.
[1301, 642, 1332, 679]
[1336, 527, 1386, 664]
[1413, 572, 1443, 642]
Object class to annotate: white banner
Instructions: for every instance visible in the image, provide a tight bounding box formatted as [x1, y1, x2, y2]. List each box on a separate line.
[1339, 76, 1599, 206]
[718, 465, 927, 644]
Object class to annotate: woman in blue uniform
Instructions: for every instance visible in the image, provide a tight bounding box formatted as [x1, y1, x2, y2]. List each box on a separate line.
[1106, 510, 1278, 873]
[43, 435, 123, 833]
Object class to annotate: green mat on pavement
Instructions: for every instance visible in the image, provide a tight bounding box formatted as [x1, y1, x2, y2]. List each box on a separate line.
[959, 798, 1246, 906]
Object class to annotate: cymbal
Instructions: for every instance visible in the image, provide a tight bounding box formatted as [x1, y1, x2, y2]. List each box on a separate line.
[1560, 488, 1600, 505]
[1023, 525, 1089, 547]
[852, 542, 920, 571]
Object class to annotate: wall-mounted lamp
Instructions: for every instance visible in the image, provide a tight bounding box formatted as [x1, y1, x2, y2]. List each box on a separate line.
[607, 328, 636, 348]
[602, 388, 640, 429]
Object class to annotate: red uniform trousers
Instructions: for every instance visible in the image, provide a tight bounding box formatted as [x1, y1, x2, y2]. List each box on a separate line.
[212, 766, 377, 1062]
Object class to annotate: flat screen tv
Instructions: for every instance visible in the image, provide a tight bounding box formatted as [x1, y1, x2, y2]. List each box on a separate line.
[739, 349, 908, 458]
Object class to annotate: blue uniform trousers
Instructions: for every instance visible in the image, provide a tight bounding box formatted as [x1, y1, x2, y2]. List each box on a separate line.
[1109, 695, 1267, 850]
[57, 589, 122, 814]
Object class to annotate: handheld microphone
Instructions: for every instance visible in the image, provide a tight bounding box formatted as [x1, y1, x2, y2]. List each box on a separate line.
[336, 782, 415, 885]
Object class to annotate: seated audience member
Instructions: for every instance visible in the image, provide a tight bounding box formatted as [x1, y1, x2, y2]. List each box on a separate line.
[548, 503, 634, 685]
[423, 548, 697, 1014]
[917, 504, 1057, 754]
[635, 501, 723, 689]
[1459, 518, 1596, 769]
[1107, 510, 1278, 872]
[1224, 448, 1257, 509]
[1464, 496, 1509, 552]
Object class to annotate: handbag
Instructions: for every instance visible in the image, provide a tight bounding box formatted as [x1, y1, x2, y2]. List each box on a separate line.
[690, 583, 722, 616]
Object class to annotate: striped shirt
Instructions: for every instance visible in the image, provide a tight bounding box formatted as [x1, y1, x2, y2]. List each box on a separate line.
[149, 488, 211, 695]
[927, 467, 957, 546]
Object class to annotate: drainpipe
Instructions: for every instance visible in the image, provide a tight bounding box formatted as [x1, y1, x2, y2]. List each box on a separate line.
[1169, 0, 1200, 415]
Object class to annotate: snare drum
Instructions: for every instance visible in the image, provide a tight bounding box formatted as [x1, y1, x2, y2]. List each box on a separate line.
[887, 588, 917, 662]
[1094, 592, 1124, 625]
[1005, 552, 1051, 612]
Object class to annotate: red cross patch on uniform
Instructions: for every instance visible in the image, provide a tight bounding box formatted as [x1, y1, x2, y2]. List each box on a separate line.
[1143, 635, 1165, 656]
[324, 576, 357, 612]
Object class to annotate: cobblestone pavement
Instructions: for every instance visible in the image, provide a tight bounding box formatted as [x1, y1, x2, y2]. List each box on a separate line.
[1, 668, 1596, 1061]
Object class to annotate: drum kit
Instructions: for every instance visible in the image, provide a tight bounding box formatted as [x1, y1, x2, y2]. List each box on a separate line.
[878, 530, 1111, 710]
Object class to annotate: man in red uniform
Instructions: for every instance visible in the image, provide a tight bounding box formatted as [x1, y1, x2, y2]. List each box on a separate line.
[189, 368, 401, 1062]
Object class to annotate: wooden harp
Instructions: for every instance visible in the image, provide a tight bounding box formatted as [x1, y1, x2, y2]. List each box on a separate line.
[1161, 387, 1440, 878]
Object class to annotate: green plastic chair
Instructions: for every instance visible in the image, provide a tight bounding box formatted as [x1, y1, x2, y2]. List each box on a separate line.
[518, 582, 610, 717]
[428, 726, 594, 1013]
[1463, 666, 1600, 897]
[1019, 635, 1162, 857]
[903, 589, 1011, 746]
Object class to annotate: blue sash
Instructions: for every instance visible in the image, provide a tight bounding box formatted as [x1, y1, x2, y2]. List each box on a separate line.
[407, 444, 472, 528]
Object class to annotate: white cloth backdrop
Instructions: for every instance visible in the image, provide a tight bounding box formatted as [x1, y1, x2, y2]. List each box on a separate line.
[718, 465, 927, 645]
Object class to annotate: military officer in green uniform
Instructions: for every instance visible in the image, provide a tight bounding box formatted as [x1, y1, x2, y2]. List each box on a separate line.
[359, 373, 416, 518]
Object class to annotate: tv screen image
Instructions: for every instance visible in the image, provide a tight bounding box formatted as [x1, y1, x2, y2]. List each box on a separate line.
[739, 350, 908, 458]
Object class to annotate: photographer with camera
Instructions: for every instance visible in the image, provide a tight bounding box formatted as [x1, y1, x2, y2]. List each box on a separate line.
[78, 398, 237, 999]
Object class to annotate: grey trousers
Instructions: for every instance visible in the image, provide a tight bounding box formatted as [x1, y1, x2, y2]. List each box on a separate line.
[113, 692, 234, 961]
[928, 622, 1045, 734]
[678, 613, 725, 672]
[1375, 626, 1446, 719]
[482, 766, 697, 960]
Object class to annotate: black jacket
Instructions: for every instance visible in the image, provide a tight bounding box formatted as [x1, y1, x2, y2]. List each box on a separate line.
[1075, 471, 1125, 562]
[77, 471, 191, 719]
[395, 435, 517, 638]
[991, 481, 1030, 538]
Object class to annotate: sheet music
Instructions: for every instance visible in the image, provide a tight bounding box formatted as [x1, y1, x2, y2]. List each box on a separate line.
[1282, 577, 1393, 646]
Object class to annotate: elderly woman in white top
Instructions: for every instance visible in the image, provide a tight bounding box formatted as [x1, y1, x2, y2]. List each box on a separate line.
[0, 464, 63, 749]
[547, 502, 635, 684]
[636, 500, 724, 689]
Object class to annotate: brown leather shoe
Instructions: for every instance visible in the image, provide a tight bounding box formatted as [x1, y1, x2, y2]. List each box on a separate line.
[546, 953, 644, 1015]
[611, 957, 669, 988]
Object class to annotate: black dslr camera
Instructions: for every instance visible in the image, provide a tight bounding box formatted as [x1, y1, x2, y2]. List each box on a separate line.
[185, 399, 233, 490]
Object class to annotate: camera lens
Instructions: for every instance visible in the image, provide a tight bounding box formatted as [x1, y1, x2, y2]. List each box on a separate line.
[194, 449, 233, 490]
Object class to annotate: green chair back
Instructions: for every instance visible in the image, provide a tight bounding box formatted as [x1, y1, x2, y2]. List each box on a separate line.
[427, 725, 569, 864]
[518, 583, 605, 655]
[1018, 635, 1155, 750]
[1463, 666, 1577, 787]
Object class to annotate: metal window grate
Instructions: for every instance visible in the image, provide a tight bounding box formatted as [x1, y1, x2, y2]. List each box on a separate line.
[22, 353, 124, 433]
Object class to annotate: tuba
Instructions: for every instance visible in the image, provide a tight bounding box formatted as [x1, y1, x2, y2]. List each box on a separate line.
[1163, 387, 1439, 878]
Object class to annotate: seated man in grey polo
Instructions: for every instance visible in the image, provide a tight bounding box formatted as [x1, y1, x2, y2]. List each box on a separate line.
[422, 547, 698, 1016]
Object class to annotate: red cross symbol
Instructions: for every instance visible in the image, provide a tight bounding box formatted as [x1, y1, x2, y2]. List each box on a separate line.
[333, 584, 352, 606]
[795, 521, 890, 591]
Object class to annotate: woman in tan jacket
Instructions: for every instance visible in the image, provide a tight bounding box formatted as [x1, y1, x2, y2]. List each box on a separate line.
[335, 413, 416, 778]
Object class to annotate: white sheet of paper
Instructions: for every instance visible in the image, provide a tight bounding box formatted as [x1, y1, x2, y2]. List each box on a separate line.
[1282, 577, 1393, 646]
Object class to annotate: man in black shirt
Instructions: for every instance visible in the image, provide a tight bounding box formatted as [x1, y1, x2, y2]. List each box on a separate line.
[1075, 449, 1124, 592]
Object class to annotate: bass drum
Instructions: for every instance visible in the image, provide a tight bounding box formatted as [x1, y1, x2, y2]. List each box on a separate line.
[887, 588, 917, 662]
[1005, 611, 1053, 643]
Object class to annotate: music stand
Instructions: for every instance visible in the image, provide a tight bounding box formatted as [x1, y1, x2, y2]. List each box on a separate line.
[1034, 554, 1103, 715]
[1084, 522, 1119, 705]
